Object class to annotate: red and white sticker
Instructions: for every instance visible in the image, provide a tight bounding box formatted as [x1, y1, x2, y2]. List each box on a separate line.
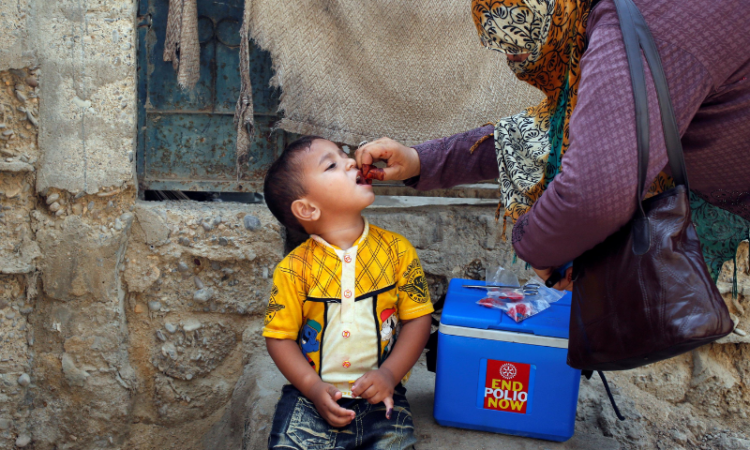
[483, 359, 530, 414]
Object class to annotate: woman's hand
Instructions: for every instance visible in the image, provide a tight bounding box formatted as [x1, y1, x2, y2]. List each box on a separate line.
[354, 138, 421, 181]
[533, 266, 574, 291]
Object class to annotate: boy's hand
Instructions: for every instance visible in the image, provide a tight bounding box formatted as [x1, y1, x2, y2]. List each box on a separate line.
[308, 381, 356, 427]
[351, 368, 396, 419]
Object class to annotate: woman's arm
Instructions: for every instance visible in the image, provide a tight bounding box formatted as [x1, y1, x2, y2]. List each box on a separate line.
[354, 125, 499, 189]
[406, 125, 499, 190]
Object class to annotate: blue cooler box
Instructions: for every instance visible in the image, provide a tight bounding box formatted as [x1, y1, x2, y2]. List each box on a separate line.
[433, 278, 581, 442]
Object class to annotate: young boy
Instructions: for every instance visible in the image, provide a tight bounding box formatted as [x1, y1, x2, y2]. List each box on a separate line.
[262, 136, 433, 450]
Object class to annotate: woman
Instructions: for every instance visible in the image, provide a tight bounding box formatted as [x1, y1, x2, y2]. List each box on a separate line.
[356, 0, 750, 288]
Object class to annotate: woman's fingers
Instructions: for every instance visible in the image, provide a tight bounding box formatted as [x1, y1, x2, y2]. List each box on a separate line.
[532, 267, 553, 282]
[535, 266, 574, 292]
[380, 166, 403, 181]
[552, 267, 574, 291]
[355, 139, 391, 166]
[354, 138, 421, 181]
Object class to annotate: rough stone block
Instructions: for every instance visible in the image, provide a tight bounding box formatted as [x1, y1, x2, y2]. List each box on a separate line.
[151, 322, 237, 381]
[37, 215, 130, 301]
[134, 204, 170, 246]
[35, 0, 137, 195]
[124, 201, 283, 316]
[0, 0, 34, 70]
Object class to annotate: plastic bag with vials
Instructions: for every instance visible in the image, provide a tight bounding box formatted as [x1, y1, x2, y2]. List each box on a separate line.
[477, 265, 565, 323]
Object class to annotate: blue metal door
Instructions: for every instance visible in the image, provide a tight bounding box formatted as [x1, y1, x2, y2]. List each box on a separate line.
[137, 0, 293, 192]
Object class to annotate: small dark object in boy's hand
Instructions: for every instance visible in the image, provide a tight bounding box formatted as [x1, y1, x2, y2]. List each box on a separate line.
[361, 164, 385, 181]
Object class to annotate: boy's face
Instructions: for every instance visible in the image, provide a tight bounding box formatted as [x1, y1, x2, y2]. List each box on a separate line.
[299, 139, 375, 218]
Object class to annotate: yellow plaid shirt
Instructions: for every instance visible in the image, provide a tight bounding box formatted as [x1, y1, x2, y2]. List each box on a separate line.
[262, 220, 433, 397]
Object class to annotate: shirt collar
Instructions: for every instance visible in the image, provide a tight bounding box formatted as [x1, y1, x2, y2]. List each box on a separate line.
[311, 218, 369, 254]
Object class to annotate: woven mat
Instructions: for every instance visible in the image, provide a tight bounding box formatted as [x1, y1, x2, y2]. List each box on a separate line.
[244, 0, 543, 146]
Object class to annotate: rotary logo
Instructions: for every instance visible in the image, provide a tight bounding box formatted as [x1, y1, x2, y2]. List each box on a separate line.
[499, 363, 517, 380]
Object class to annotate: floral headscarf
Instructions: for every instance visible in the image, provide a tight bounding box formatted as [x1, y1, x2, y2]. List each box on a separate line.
[472, 0, 749, 283]
[472, 0, 592, 227]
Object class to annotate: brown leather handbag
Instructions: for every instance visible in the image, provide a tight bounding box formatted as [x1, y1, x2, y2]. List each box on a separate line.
[567, 0, 734, 371]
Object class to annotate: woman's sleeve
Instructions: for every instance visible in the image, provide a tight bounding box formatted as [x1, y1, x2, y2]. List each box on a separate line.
[511, 25, 713, 269]
[404, 125, 499, 191]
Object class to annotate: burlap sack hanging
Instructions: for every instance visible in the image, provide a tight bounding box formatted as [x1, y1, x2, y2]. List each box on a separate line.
[163, 0, 200, 90]
[240, 0, 542, 147]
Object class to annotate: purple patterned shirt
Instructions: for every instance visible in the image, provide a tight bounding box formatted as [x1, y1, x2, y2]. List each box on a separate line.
[407, 0, 750, 269]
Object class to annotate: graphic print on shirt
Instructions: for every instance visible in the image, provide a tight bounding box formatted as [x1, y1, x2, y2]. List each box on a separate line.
[380, 307, 398, 357]
[299, 319, 321, 369]
[398, 259, 429, 303]
[264, 285, 285, 326]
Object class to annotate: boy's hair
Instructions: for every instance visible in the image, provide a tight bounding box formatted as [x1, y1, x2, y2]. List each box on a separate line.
[263, 136, 324, 234]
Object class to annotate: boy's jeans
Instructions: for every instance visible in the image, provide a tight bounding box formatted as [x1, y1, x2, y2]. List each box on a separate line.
[268, 384, 417, 450]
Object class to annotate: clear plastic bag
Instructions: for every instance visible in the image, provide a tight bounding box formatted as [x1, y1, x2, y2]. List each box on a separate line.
[478, 296, 551, 323]
[478, 268, 565, 322]
[486, 264, 520, 287]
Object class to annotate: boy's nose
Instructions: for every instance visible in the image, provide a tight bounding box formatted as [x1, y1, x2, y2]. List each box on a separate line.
[345, 158, 357, 171]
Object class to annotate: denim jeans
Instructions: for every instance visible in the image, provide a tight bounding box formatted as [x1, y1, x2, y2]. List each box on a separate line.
[268, 384, 417, 450]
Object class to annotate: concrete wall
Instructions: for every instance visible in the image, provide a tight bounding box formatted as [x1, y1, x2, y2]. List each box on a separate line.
[0, 1, 749, 449]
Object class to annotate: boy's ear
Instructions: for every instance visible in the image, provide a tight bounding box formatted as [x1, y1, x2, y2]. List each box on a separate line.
[291, 198, 321, 225]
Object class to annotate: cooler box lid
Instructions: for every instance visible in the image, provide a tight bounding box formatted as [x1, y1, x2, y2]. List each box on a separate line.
[440, 278, 572, 339]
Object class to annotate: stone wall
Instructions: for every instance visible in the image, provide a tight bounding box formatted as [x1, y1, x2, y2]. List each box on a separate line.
[0, 1, 749, 449]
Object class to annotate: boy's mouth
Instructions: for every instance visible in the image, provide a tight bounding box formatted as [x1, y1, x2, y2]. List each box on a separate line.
[356, 170, 373, 186]
[358, 164, 385, 184]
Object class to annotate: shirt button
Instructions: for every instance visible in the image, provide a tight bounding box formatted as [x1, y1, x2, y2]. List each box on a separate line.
[343, 361, 351, 369]
[344, 289, 352, 298]
[342, 330, 351, 338]
[344, 255, 352, 264]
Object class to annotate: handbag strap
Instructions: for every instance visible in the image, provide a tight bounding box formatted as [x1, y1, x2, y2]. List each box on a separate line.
[581, 370, 626, 421]
[612, 0, 690, 254]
